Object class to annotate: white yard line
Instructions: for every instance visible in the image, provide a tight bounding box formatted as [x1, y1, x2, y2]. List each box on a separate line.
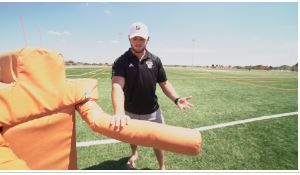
[76, 111, 298, 148]
[77, 139, 120, 147]
[67, 69, 101, 77]
[194, 111, 298, 131]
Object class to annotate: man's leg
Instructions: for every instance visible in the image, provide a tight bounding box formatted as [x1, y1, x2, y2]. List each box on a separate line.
[125, 111, 140, 169]
[127, 144, 138, 169]
[151, 109, 165, 170]
[154, 148, 165, 170]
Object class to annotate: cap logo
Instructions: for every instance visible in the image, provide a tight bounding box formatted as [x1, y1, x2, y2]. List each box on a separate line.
[136, 25, 141, 30]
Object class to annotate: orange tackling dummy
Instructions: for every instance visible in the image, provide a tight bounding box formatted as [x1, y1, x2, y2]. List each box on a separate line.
[0, 48, 202, 169]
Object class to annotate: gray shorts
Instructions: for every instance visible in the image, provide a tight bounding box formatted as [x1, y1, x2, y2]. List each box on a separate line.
[125, 108, 165, 124]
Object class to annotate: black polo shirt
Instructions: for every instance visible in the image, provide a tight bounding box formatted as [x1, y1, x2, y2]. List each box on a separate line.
[112, 49, 167, 115]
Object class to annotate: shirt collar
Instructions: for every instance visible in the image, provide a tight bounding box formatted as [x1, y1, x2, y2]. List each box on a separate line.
[127, 48, 150, 62]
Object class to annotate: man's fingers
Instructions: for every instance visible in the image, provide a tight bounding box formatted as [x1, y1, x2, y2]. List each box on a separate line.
[185, 96, 192, 101]
[110, 117, 115, 125]
[178, 104, 184, 110]
[126, 116, 131, 125]
[115, 116, 121, 128]
[111, 114, 131, 128]
[120, 116, 126, 127]
[186, 102, 193, 107]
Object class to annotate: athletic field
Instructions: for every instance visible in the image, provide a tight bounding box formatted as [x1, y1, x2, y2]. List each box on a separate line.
[66, 66, 298, 170]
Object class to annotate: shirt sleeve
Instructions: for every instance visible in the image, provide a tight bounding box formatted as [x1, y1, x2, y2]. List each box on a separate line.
[112, 57, 126, 78]
[157, 57, 167, 83]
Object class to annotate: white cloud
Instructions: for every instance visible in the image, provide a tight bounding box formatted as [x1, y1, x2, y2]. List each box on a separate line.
[48, 30, 62, 36]
[109, 40, 120, 44]
[48, 30, 72, 37]
[63, 31, 71, 36]
[104, 9, 112, 15]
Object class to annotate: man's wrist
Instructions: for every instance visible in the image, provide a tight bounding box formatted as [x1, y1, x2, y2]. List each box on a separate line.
[174, 97, 180, 105]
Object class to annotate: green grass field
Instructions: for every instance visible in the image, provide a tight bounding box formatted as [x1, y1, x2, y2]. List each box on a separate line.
[66, 67, 298, 170]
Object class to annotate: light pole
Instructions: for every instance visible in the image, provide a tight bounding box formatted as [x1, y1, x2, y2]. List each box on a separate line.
[192, 39, 196, 67]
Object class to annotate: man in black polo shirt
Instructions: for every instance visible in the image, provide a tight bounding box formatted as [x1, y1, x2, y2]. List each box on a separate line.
[111, 22, 193, 170]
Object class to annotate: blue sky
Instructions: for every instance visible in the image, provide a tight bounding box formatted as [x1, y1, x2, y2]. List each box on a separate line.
[0, 2, 297, 66]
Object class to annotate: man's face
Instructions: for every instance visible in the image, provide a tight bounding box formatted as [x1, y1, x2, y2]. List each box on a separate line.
[129, 36, 149, 53]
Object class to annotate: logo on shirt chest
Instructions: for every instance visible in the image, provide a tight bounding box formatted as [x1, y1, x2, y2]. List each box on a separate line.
[146, 60, 153, 69]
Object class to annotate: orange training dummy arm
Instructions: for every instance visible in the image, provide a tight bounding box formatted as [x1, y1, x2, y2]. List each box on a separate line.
[76, 101, 202, 155]
[0, 133, 30, 170]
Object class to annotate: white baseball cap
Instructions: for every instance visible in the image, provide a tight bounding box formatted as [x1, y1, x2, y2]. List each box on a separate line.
[129, 22, 149, 39]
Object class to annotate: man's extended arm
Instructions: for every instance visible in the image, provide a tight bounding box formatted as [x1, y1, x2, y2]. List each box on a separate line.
[111, 76, 129, 127]
[159, 80, 193, 110]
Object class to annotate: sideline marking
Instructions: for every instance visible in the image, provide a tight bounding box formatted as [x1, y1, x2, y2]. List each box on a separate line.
[215, 78, 297, 92]
[67, 69, 107, 77]
[194, 111, 298, 131]
[76, 111, 298, 147]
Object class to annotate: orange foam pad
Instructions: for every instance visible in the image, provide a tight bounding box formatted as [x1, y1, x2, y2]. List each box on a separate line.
[0, 48, 97, 169]
[0, 147, 30, 170]
[77, 101, 202, 155]
[0, 135, 29, 170]
[2, 107, 77, 170]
